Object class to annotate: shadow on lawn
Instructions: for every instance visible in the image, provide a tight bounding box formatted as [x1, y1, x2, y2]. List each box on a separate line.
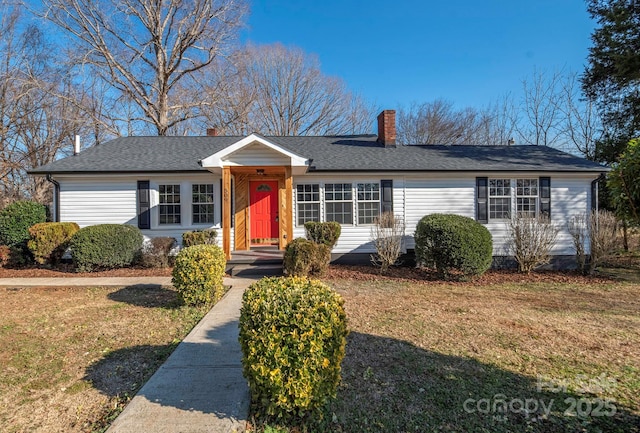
[319, 332, 639, 433]
[107, 284, 181, 308]
[84, 318, 249, 422]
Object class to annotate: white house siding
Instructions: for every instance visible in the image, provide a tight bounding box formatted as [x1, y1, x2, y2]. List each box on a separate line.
[404, 176, 475, 250]
[56, 173, 224, 247]
[222, 143, 289, 166]
[292, 174, 405, 254]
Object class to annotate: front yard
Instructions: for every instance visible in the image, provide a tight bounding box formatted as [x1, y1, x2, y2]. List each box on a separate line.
[0, 284, 207, 433]
[310, 269, 640, 432]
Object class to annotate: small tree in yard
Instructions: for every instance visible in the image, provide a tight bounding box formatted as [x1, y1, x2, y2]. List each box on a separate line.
[568, 210, 619, 275]
[370, 212, 405, 273]
[507, 213, 558, 273]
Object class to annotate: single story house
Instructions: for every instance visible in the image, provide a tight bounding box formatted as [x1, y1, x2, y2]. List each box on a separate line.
[31, 110, 607, 263]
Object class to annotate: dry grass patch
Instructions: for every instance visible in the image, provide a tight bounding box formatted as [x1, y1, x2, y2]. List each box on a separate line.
[0, 285, 208, 433]
[315, 274, 640, 432]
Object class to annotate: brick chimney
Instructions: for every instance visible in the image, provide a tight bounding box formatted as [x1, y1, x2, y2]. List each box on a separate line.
[377, 110, 396, 147]
[206, 127, 218, 136]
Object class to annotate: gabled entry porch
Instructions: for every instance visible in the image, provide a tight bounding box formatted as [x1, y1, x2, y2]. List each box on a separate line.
[199, 133, 309, 259]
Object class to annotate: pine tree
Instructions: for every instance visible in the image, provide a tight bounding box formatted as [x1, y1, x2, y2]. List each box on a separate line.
[582, 0, 640, 164]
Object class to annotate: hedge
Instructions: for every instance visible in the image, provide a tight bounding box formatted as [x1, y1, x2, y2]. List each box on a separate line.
[70, 224, 143, 272]
[283, 238, 330, 277]
[27, 222, 79, 265]
[0, 201, 47, 247]
[182, 229, 217, 247]
[171, 244, 226, 306]
[304, 221, 341, 248]
[239, 276, 348, 421]
[414, 213, 492, 280]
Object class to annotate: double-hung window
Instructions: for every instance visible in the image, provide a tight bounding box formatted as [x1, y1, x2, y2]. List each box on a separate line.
[357, 183, 380, 224]
[296, 184, 320, 225]
[325, 183, 353, 224]
[159, 184, 181, 224]
[489, 179, 511, 219]
[192, 184, 214, 224]
[516, 179, 538, 217]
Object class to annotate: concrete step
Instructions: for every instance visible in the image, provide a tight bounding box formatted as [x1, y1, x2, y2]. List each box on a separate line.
[226, 264, 283, 278]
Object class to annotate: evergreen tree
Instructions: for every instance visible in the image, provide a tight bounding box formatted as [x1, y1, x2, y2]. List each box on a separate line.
[582, 0, 640, 164]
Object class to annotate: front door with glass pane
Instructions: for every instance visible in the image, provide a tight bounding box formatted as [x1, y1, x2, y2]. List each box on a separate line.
[249, 181, 279, 245]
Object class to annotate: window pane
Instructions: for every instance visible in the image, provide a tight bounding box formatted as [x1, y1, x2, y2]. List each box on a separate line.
[159, 184, 181, 225]
[192, 184, 214, 224]
[296, 184, 320, 225]
[325, 184, 353, 224]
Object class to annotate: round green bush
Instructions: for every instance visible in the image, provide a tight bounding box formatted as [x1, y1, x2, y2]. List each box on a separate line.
[239, 276, 348, 421]
[70, 224, 143, 272]
[283, 238, 331, 277]
[171, 244, 226, 306]
[304, 221, 341, 248]
[414, 213, 493, 280]
[0, 201, 47, 247]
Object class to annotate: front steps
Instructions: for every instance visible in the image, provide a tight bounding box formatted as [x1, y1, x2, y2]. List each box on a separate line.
[226, 247, 284, 277]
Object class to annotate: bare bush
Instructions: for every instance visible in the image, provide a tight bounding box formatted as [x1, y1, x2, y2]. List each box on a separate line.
[569, 210, 619, 275]
[370, 212, 405, 273]
[507, 214, 559, 273]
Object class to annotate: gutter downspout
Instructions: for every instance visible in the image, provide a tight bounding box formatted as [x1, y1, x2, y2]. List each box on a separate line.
[45, 174, 60, 222]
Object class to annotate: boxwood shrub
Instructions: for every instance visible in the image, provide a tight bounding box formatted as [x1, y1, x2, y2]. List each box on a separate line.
[414, 213, 492, 280]
[304, 221, 341, 248]
[182, 229, 217, 247]
[27, 222, 80, 265]
[239, 276, 348, 421]
[283, 238, 330, 277]
[0, 201, 47, 247]
[70, 224, 143, 272]
[171, 244, 226, 306]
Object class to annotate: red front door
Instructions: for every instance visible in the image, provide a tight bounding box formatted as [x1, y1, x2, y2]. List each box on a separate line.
[250, 180, 279, 245]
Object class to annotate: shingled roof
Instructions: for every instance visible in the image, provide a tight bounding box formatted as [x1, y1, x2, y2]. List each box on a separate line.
[30, 134, 607, 174]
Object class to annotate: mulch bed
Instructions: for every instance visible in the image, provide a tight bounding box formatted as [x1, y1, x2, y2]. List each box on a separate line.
[324, 264, 616, 285]
[0, 262, 617, 285]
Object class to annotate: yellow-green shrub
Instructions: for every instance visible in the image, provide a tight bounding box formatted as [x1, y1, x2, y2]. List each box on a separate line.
[182, 229, 217, 247]
[239, 277, 348, 421]
[171, 244, 226, 306]
[27, 222, 79, 265]
[283, 238, 331, 277]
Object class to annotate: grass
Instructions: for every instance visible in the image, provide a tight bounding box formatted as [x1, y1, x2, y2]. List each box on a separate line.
[0, 284, 209, 433]
[251, 271, 640, 433]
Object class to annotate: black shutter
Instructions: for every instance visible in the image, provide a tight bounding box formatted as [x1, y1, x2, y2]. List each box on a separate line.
[476, 177, 488, 223]
[539, 177, 551, 218]
[591, 178, 599, 211]
[381, 179, 393, 213]
[137, 180, 151, 229]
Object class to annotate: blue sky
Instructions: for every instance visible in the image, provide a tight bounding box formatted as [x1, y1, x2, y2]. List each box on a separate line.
[243, 0, 594, 110]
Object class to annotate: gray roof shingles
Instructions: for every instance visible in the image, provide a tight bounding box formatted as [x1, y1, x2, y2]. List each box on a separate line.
[30, 135, 608, 174]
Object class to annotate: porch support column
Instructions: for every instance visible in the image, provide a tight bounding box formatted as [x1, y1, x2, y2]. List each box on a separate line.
[280, 166, 294, 250]
[222, 166, 232, 260]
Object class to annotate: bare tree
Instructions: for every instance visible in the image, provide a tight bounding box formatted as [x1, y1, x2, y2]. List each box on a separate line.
[203, 43, 374, 136]
[568, 210, 619, 275]
[516, 68, 564, 146]
[39, 0, 247, 136]
[507, 214, 559, 273]
[557, 72, 603, 159]
[370, 212, 405, 273]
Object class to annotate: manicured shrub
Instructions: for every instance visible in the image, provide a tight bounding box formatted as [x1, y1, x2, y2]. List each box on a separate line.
[139, 237, 176, 268]
[27, 222, 80, 265]
[182, 229, 217, 247]
[171, 244, 226, 306]
[414, 213, 493, 280]
[239, 276, 348, 421]
[0, 245, 9, 268]
[70, 224, 143, 272]
[283, 238, 330, 277]
[304, 221, 341, 248]
[0, 200, 47, 247]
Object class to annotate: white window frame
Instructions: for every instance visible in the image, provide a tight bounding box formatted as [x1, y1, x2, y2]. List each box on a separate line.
[192, 183, 215, 225]
[324, 183, 354, 225]
[515, 178, 539, 218]
[489, 178, 511, 220]
[158, 184, 181, 225]
[356, 182, 381, 225]
[296, 184, 321, 226]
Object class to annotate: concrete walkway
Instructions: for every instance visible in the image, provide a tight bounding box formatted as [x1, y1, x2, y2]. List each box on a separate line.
[0, 275, 254, 433]
[106, 276, 253, 433]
